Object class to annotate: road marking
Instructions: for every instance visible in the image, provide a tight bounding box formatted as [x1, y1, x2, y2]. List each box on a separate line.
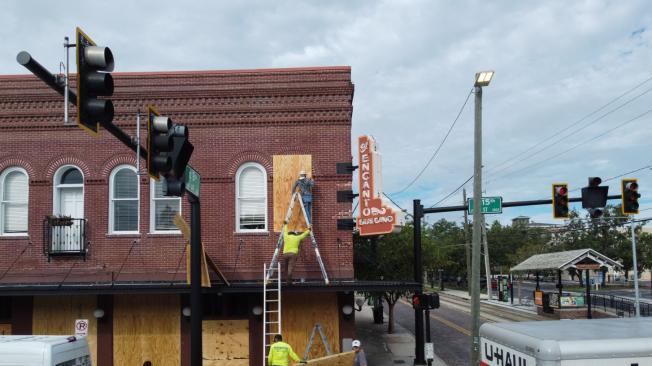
[399, 299, 471, 336]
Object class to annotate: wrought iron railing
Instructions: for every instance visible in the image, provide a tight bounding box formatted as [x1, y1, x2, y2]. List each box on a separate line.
[590, 293, 652, 317]
[43, 217, 88, 261]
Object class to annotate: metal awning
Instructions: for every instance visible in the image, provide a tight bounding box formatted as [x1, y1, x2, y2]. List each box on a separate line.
[510, 248, 622, 272]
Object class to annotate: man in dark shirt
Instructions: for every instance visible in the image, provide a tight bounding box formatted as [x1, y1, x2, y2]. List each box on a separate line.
[291, 170, 314, 224]
[352, 339, 367, 366]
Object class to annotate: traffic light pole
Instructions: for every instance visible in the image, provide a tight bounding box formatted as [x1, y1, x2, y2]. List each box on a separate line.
[631, 220, 641, 317]
[413, 200, 426, 365]
[188, 193, 203, 366]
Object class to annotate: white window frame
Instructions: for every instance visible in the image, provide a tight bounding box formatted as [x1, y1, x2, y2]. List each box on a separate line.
[235, 162, 268, 233]
[52, 165, 84, 217]
[109, 165, 139, 234]
[149, 178, 181, 234]
[0, 167, 29, 236]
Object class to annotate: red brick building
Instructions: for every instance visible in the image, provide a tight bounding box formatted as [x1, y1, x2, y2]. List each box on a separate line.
[0, 66, 356, 365]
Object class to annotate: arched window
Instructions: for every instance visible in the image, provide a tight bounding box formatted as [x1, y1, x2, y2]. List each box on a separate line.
[0, 167, 28, 235]
[53, 166, 84, 219]
[109, 165, 139, 233]
[235, 162, 267, 232]
[150, 178, 181, 233]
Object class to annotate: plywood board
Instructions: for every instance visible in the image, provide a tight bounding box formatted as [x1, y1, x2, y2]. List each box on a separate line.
[32, 296, 97, 366]
[307, 351, 355, 366]
[113, 294, 180, 366]
[273, 155, 312, 232]
[0, 324, 11, 335]
[203, 319, 249, 366]
[281, 292, 339, 360]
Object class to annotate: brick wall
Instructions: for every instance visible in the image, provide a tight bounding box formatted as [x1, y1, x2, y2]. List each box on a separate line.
[0, 67, 354, 283]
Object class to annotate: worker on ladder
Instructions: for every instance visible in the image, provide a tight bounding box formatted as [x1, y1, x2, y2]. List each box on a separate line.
[292, 170, 314, 224]
[268, 334, 304, 366]
[282, 221, 311, 285]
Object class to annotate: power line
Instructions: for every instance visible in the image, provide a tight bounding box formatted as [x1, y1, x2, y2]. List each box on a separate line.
[383, 192, 407, 212]
[430, 174, 473, 208]
[486, 108, 652, 185]
[485, 75, 652, 177]
[391, 88, 473, 195]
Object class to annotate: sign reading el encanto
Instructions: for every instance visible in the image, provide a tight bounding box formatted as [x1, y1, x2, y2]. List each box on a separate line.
[357, 135, 399, 236]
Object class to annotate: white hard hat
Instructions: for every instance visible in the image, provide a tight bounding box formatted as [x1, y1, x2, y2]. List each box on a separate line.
[299, 170, 307, 176]
[352, 340, 361, 347]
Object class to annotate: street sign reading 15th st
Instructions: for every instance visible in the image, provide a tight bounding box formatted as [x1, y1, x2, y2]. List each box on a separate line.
[468, 196, 503, 214]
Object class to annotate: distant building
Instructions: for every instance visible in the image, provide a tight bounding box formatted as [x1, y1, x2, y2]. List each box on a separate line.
[511, 216, 560, 230]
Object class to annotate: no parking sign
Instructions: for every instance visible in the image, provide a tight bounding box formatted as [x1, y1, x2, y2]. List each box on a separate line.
[75, 319, 89, 337]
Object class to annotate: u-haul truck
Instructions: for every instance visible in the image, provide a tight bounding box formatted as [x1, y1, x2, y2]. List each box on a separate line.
[0, 335, 91, 365]
[480, 317, 652, 365]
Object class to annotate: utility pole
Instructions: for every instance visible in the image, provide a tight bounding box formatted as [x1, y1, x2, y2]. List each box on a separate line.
[413, 199, 426, 365]
[482, 215, 491, 301]
[631, 220, 641, 317]
[471, 70, 493, 365]
[463, 188, 471, 296]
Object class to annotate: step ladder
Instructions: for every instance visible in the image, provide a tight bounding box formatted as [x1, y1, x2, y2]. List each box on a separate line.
[263, 262, 282, 366]
[303, 323, 332, 360]
[265, 191, 329, 284]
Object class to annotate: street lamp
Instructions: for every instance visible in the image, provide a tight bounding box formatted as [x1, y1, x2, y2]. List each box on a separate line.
[471, 70, 493, 366]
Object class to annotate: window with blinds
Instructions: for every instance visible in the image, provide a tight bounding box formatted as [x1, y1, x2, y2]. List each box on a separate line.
[110, 166, 138, 233]
[151, 178, 181, 232]
[236, 163, 267, 231]
[0, 168, 28, 235]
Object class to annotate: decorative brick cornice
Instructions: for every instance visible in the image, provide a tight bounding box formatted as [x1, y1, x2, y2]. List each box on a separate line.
[225, 151, 273, 178]
[44, 157, 92, 181]
[0, 157, 36, 178]
[99, 155, 137, 178]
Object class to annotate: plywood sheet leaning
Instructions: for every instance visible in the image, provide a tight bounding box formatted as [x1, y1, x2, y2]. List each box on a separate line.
[281, 292, 339, 360]
[203, 319, 249, 366]
[113, 294, 180, 366]
[273, 155, 312, 232]
[32, 295, 97, 366]
[306, 351, 355, 366]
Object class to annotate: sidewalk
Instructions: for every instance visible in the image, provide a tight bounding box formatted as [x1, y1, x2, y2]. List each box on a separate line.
[355, 299, 447, 366]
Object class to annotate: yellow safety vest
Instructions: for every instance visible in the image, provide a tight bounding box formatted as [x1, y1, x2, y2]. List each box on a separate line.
[282, 227, 310, 254]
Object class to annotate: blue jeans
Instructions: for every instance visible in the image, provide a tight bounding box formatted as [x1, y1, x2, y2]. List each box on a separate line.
[302, 194, 312, 224]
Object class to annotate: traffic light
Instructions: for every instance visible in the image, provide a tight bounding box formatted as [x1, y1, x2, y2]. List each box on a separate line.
[412, 293, 422, 310]
[147, 106, 173, 180]
[76, 27, 114, 135]
[552, 183, 569, 219]
[581, 177, 608, 218]
[621, 179, 640, 215]
[426, 293, 440, 309]
[164, 125, 194, 197]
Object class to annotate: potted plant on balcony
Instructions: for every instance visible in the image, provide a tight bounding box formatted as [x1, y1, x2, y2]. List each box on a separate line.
[47, 215, 73, 226]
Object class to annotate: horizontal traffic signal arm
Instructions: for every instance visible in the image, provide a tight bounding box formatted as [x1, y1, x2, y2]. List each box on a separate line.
[421, 195, 622, 215]
[17, 51, 147, 161]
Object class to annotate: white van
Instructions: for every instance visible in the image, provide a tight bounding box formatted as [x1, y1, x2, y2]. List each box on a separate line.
[0, 336, 91, 366]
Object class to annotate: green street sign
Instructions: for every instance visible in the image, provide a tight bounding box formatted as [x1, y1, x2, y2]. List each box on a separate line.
[185, 165, 200, 198]
[468, 196, 502, 214]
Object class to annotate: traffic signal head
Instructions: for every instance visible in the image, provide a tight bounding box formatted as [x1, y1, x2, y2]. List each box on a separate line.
[552, 183, 569, 219]
[412, 294, 422, 310]
[581, 176, 608, 218]
[621, 179, 640, 215]
[147, 106, 173, 180]
[76, 27, 114, 136]
[163, 125, 194, 197]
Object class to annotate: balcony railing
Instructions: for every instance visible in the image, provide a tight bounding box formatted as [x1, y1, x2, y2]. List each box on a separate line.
[43, 217, 88, 261]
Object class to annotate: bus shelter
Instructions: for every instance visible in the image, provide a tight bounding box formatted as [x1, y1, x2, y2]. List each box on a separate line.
[511, 248, 621, 318]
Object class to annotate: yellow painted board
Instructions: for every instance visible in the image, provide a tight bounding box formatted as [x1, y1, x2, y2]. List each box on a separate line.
[203, 319, 249, 366]
[0, 324, 11, 335]
[273, 155, 312, 232]
[32, 296, 97, 366]
[280, 292, 339, 360]
[113, 294, 180, 366]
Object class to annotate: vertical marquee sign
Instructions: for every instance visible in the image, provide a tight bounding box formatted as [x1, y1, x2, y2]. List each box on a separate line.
[357, 135, 398, 236]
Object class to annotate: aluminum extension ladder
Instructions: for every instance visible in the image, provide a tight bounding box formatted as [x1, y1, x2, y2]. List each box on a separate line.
[262, 262, 282, 366]
[265, 191, 329, 285]
[303, 323, 332, 360]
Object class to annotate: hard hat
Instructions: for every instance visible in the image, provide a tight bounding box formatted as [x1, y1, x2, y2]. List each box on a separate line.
[352, 340, 361, 347]
[299, 170, 307, 176]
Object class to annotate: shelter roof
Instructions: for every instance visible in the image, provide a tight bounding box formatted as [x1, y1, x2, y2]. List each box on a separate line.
[510, 248, 621, 272]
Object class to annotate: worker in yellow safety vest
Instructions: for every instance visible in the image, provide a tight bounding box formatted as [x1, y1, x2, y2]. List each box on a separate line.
[282, 222, 311, 285]
[268, 334, 304, 366]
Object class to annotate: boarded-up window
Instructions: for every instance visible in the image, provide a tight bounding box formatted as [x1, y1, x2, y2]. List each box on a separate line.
[236, 163, 267, 231]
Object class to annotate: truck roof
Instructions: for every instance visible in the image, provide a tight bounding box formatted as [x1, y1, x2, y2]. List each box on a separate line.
[480, 318, 652, 360]
[0, 335, 79, 346]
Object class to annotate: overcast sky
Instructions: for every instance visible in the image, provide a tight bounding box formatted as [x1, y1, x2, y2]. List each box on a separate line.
[2, 0, 651, 226]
